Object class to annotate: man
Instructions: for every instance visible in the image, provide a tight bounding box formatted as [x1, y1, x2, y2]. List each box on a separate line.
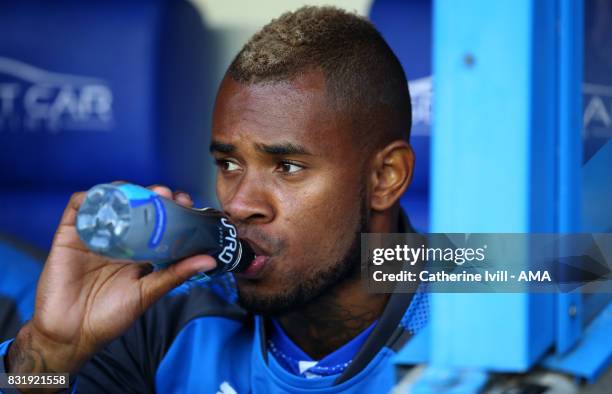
[1, 6, 427, 393]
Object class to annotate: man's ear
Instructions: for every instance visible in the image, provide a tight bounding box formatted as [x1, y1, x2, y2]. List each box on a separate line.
[369, 140, 415, 211]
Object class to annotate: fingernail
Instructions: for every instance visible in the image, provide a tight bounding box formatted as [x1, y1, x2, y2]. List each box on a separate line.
[176, 192, 192, 201]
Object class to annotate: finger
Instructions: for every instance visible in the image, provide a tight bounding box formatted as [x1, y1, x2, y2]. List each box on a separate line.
[138, 255, 217, 309]
[173, 191, 194, 207]
[59, 192, 87, 227]
[147, 184, 173, 200]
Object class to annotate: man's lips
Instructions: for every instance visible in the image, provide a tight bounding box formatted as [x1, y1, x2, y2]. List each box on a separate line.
[236, 238, 272, 279]
[238, 255, 270, 278]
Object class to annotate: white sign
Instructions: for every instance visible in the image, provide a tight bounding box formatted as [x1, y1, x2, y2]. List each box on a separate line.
[0, 56, 114, 133]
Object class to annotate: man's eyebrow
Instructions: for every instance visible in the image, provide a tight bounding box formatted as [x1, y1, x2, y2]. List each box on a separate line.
[209, 140, 313, 156]
[209, 141, 235, 153]
[255, 142, 313, 156]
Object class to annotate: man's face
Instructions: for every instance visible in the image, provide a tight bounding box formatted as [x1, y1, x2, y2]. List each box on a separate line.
[211, 71, 368, 315]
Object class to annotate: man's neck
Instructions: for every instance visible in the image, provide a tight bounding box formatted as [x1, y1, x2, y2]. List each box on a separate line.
[276, 275, 390, 360]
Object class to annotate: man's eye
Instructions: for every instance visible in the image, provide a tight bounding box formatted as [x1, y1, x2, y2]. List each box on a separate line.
[279, 161, 304, 174]
[216, 159, 241, 172]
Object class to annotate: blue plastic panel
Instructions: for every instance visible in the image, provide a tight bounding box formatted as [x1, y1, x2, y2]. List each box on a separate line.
[430, 0, 557, 371]
[543, 302, 612, 383]
[556, 0, 584, 355]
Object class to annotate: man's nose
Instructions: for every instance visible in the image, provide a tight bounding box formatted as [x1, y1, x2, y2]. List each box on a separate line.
[222, 176, 274, 225]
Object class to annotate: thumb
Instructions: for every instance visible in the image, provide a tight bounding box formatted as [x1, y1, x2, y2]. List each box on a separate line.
[138, 255, 217, 309]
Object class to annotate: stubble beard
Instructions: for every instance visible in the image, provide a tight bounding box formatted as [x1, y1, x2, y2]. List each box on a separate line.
[236, 193, 369, 316]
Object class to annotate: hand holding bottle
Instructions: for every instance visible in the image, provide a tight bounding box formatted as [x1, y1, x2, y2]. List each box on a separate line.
[6, 185, 217, 379]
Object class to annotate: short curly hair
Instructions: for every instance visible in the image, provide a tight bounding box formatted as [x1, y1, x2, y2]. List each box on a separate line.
[227, 6, 412, 147]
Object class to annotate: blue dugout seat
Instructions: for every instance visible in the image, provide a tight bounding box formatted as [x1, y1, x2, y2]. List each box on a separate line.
[0, 238, 42, 342]
[369, 0, 432, 232]
[0, 0, 215, 250]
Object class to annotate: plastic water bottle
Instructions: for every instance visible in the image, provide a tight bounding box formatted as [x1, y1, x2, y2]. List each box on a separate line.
[75, 183, 254, 280]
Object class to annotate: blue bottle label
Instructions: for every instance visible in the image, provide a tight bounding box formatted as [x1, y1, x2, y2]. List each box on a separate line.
[148, 195, 166, 249]
[117, 183, 155, 201]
